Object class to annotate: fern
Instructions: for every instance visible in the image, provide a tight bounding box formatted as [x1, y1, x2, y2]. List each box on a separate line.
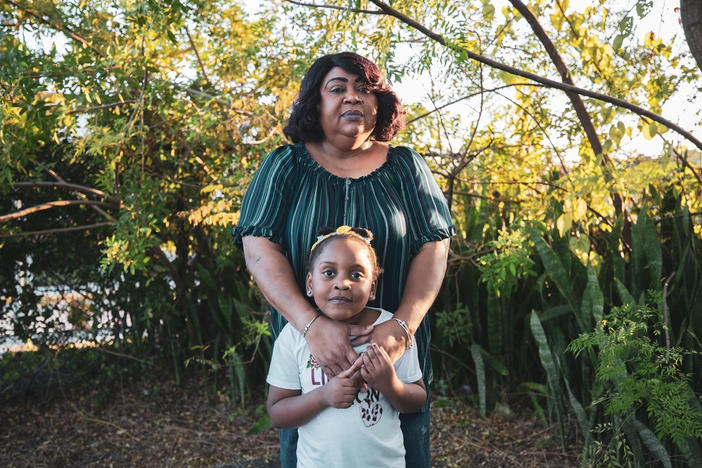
[568, 301, 702, 452]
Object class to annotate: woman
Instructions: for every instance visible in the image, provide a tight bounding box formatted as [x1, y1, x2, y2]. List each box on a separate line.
[233, 52, 454, 468]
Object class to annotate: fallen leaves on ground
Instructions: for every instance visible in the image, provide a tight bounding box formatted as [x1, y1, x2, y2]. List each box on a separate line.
[1, 370, 579, 467]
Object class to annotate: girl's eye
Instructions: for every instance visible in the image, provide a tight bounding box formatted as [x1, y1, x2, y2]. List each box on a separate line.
[351, 272, 364, 279]
[321, 270, 335, 278]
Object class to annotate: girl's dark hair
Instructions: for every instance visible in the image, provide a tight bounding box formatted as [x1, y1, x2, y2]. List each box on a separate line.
[283, 52, 405, 143]
[307, 226, 383, 281]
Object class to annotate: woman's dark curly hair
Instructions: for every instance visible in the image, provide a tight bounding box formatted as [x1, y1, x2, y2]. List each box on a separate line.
[283, 52, 405, 143]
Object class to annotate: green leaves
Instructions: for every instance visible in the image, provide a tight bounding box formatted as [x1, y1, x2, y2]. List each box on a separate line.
[635, 0, 653, 18]
[481, 0, 495, 23]
[568, 302, 702, 457]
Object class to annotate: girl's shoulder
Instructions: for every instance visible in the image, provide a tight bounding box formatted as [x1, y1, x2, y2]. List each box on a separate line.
[365, 307, 394, 326]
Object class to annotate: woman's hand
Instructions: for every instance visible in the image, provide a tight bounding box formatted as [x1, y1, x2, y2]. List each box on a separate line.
[305, 315, 373, 377]
[370, 319, 409, 364]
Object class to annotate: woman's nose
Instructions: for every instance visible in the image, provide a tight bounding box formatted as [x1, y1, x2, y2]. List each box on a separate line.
[344, 89, 362, 103]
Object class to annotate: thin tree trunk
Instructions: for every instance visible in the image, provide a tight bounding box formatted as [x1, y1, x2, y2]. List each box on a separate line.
[506, 0, 625, 228]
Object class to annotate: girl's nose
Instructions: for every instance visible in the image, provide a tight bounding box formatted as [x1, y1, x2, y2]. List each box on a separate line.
[334, 278, 351, 289]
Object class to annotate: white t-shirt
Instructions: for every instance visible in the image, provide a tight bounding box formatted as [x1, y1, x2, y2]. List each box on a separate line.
[267, 308, 423, 468]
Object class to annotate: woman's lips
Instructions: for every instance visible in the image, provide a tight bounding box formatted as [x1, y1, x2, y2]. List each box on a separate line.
[341, 110, 363, 120]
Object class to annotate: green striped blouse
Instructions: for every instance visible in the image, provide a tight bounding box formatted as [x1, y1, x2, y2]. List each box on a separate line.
[233, 143, 455, 391]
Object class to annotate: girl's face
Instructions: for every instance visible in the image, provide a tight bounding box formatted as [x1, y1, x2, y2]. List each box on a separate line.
[306, 237, 377, 324]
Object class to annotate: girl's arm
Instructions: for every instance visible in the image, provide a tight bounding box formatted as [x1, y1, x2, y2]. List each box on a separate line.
[371, 239, 450, 363]
[360, 343, 427, 413]
[243, 236, 373, 376]
[267, 360, 363, 428]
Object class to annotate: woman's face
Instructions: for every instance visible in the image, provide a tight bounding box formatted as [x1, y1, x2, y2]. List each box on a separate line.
[317, 67, 378, 143]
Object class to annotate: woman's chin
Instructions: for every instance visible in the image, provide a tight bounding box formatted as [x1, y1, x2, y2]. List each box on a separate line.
[334, 127, 374, 142]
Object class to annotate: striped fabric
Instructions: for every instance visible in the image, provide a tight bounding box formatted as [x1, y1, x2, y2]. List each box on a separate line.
[232, 143, 455, 399]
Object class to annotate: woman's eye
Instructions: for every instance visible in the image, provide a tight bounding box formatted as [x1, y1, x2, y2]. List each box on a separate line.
[330, 87, 344, 94]
[357, 86, 370, 94]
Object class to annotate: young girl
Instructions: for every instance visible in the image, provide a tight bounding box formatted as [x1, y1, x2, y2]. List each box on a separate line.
[266, 226, 427, 467]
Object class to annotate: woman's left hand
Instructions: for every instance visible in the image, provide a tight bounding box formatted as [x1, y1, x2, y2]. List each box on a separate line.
[349, 325, 374, 346]
[370, 319, 409, 364]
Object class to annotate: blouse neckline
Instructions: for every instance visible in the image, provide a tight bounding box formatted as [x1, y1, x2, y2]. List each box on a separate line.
[294, 142, 398, 182]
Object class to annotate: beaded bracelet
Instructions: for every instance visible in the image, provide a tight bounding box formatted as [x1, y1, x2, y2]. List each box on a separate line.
[303, 314, 320, 338]
[393, 317, 413, 349]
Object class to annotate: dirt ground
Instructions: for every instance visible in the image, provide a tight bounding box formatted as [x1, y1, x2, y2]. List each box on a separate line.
[1, 368, 580, 467]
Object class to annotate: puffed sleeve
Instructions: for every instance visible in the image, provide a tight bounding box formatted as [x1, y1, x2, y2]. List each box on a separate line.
[266, 325, 302, 390]
[232, 146, 296, 248]
[397, 147, 456, 254]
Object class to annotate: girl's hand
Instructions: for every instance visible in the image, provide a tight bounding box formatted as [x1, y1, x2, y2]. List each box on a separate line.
[305, 315, 373, 377]
[360, 343, 396, 395]
[369, 319, 408, 364]
[322, 358, 363, 409]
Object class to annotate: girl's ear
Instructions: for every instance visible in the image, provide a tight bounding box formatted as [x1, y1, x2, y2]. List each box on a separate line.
[305, 273, 313, 297]
[369, 279, 377, 301]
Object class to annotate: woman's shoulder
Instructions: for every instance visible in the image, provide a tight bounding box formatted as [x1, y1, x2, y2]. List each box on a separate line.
[253, 143, 311, 178]
[388, 145, 426, 162]
[260, 143, 299, 165]
[387, 145, 431, 174]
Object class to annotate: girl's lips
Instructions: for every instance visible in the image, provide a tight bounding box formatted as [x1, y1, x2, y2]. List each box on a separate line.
[329, 296, 352, 303]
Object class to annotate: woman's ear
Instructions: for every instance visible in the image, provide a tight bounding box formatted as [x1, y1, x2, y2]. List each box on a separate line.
[305, 273, 313, 297]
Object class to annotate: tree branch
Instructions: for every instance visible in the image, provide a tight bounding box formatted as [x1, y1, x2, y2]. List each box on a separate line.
[493, 88, 570, 177]
[407, 83, 547, 124]
[0, 222, 114, 238]
[8, 1, 253, 116]
[663, 272, 675, 351]
[507, 0, 625, 218]
[364, 0, 702, 151]
[13, 181, 121, 205]
[6, 0, 104, 57]
[665, 138, 702, 187]
[507, 0, 604, 159]
[284, 0, 383, 15]
[0, 200, 117, 223]
[185, 27, 213, 89]
[44, 169, 117, 221]
[68, 101, 136, 115]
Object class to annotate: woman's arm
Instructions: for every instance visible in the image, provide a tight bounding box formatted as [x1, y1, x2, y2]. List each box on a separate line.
[372, 238, 450, 363]
[242, 236, 372, 376]
[360, 343, 427, 413]
[267, 362, 362, 428]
